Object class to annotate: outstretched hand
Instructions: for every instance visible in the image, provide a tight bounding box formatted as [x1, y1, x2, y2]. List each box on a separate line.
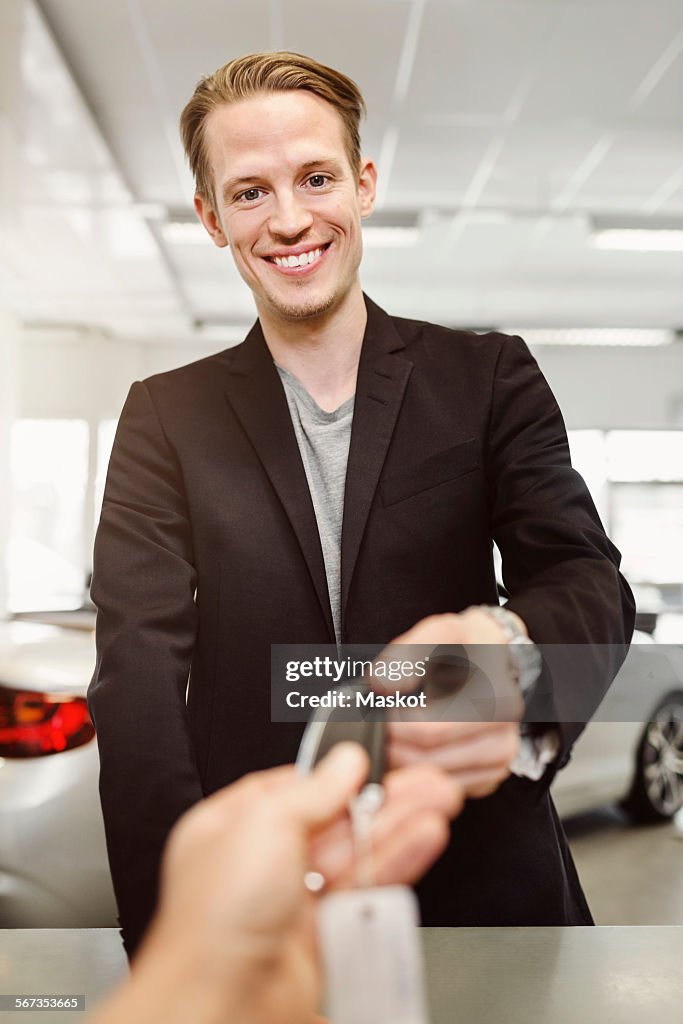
[95, 743, 463, 1024]
[377, 610, 524, 798]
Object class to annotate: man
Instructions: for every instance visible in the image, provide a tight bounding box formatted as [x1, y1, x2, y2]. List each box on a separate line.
[88, 51, 634, 958]
[92, 744, 462, 1024]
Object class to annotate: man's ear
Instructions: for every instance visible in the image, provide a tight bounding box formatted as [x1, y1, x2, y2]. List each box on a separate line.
[357, 157, 378, 220]
[194, 192, 229, 248]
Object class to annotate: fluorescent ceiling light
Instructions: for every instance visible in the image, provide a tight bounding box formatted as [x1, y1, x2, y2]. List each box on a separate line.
[592, 228, 683, 252]
[161, 206, 423, 249]
[164, 222, 421, 247]
[362, 211, 421, 248]
[162, 218, 422, 248]
[504, 328, 674, 347]
[590, 216, 683, 252]
[362, 225, 421, 247]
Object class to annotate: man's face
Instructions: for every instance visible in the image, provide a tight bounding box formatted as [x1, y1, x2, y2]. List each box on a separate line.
[195, 90, 376, 324]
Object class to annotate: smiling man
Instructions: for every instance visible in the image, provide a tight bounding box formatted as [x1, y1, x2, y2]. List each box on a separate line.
[188, 71, 377, 418]
[88, 52, 635, 959]
[196, 88, 372, 327]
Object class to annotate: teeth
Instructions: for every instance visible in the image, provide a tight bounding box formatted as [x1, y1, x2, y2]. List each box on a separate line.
[273, 247, 323, 268]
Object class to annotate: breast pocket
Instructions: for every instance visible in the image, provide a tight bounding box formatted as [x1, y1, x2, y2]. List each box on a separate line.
[380, 438, 480, 507]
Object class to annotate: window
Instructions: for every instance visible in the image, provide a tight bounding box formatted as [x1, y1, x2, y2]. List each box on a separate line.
[8, 420, 89, 611]
[606, 431, 683, 483]
[567, 430, 608, 522]
[610, 483, 683, 585]
[568, 430, 683, 636]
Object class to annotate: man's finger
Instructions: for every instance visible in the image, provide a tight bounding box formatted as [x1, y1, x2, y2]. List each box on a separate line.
[381, 763, 464, 818]
[373, 812, 451, 885]
[387, 731, 519, 774]
[387, 720, 490, 748]
[308, 764, 463, 882]
[331, 812, 451, 888]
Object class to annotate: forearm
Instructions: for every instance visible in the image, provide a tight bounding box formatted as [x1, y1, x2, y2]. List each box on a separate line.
[486, 338, 635, 769]
[488, 334, 635, 650]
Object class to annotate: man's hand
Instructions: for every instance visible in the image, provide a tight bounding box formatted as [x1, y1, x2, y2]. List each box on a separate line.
[93, 743, 463, 1024]
[379, 610, 525, 799]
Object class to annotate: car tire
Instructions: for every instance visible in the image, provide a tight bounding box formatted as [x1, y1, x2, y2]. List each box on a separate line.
[622, 691, 683, 823]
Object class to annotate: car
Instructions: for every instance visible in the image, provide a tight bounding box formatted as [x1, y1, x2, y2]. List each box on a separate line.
[1, 621, 681, 927]
[551, 631, 683, 821]
[0, 620, 116, 926]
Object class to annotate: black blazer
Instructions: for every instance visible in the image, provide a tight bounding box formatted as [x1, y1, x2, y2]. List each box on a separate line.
[89, 295, 634, 955]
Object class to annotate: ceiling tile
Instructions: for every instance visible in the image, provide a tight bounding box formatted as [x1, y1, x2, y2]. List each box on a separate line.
[521, 3, 683, 122]
[404, 0, 556, 120]
[387, 123, 500, 200]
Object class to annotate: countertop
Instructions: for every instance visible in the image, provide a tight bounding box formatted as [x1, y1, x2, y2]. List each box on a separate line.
[0, 926, 681, 1022]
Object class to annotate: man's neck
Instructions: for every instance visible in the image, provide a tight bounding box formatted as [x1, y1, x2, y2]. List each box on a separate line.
[257, 284, 366, 412]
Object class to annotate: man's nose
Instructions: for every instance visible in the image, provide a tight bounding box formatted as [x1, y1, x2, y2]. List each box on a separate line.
[268, 191, 314, 240]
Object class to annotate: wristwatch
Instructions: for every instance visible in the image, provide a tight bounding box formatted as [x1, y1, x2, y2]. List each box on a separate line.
[476, 605, 542, 696]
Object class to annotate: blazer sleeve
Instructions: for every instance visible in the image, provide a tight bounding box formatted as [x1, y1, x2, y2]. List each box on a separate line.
[88, 380, 204, 958]
[486, 335, 636, 773]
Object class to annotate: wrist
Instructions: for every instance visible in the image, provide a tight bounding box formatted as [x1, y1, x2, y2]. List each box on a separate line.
[122, 918, 258, 1024]
[474, 605, 541, 695]
[501, 609, 528, 638]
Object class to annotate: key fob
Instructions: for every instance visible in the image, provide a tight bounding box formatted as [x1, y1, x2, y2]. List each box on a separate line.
[296, 683, 385, 786]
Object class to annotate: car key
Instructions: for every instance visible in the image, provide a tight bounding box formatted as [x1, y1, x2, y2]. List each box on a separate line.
[298, 685, 430, 1023]
[295, 682, 386, 786]
[350, 780, 384, 888]
[297, 682, 386, 889]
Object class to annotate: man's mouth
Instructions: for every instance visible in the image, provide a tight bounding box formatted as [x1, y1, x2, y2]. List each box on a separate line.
[265, 242, 331, 270]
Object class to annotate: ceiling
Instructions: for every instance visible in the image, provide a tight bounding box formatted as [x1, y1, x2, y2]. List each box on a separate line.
[3, 0, 683, 341]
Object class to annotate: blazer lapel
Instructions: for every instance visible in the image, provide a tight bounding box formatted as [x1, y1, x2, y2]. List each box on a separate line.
[341, 297, 413, 625]
[223, 321, 335, 641]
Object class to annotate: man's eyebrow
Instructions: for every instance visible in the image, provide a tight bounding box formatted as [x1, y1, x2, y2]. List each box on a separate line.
[298, 157, 345, 174]
[221, 158, 345, 204]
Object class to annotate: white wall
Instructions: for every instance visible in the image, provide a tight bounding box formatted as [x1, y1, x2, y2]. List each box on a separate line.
[18, 328, 683, 432]
[532, 344, 683, 431]
[19, 328, 143, 421]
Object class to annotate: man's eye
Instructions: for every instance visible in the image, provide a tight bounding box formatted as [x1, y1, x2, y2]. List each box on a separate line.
[308, 174, 328, 188]
[241, 188, 263, 202]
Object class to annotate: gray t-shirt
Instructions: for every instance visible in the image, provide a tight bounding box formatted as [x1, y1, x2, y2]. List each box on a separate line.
[276, 365, 353, 645]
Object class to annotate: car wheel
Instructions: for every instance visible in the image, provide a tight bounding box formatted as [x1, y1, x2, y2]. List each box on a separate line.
[622, 692, 683, 823]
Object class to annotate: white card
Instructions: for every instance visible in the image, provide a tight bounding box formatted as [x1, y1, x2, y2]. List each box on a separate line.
[317, 885, 430, 1024]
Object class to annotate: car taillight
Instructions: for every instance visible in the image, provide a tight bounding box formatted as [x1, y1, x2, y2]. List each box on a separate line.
[0, 684, 95, 757]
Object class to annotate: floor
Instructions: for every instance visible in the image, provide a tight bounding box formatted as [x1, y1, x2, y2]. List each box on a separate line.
[565, 806, 683, 925]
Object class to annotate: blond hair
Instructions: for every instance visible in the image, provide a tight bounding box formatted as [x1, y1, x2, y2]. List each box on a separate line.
[180, 51, 366, 203]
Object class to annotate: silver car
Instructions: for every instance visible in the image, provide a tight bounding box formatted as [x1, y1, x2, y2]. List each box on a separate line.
[1, 622, 681, 926]
[552, 632, 683, 821]
[0, 620, 116, 926]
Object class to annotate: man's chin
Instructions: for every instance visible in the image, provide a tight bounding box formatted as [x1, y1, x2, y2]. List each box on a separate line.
[266, 290, 338, 323]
